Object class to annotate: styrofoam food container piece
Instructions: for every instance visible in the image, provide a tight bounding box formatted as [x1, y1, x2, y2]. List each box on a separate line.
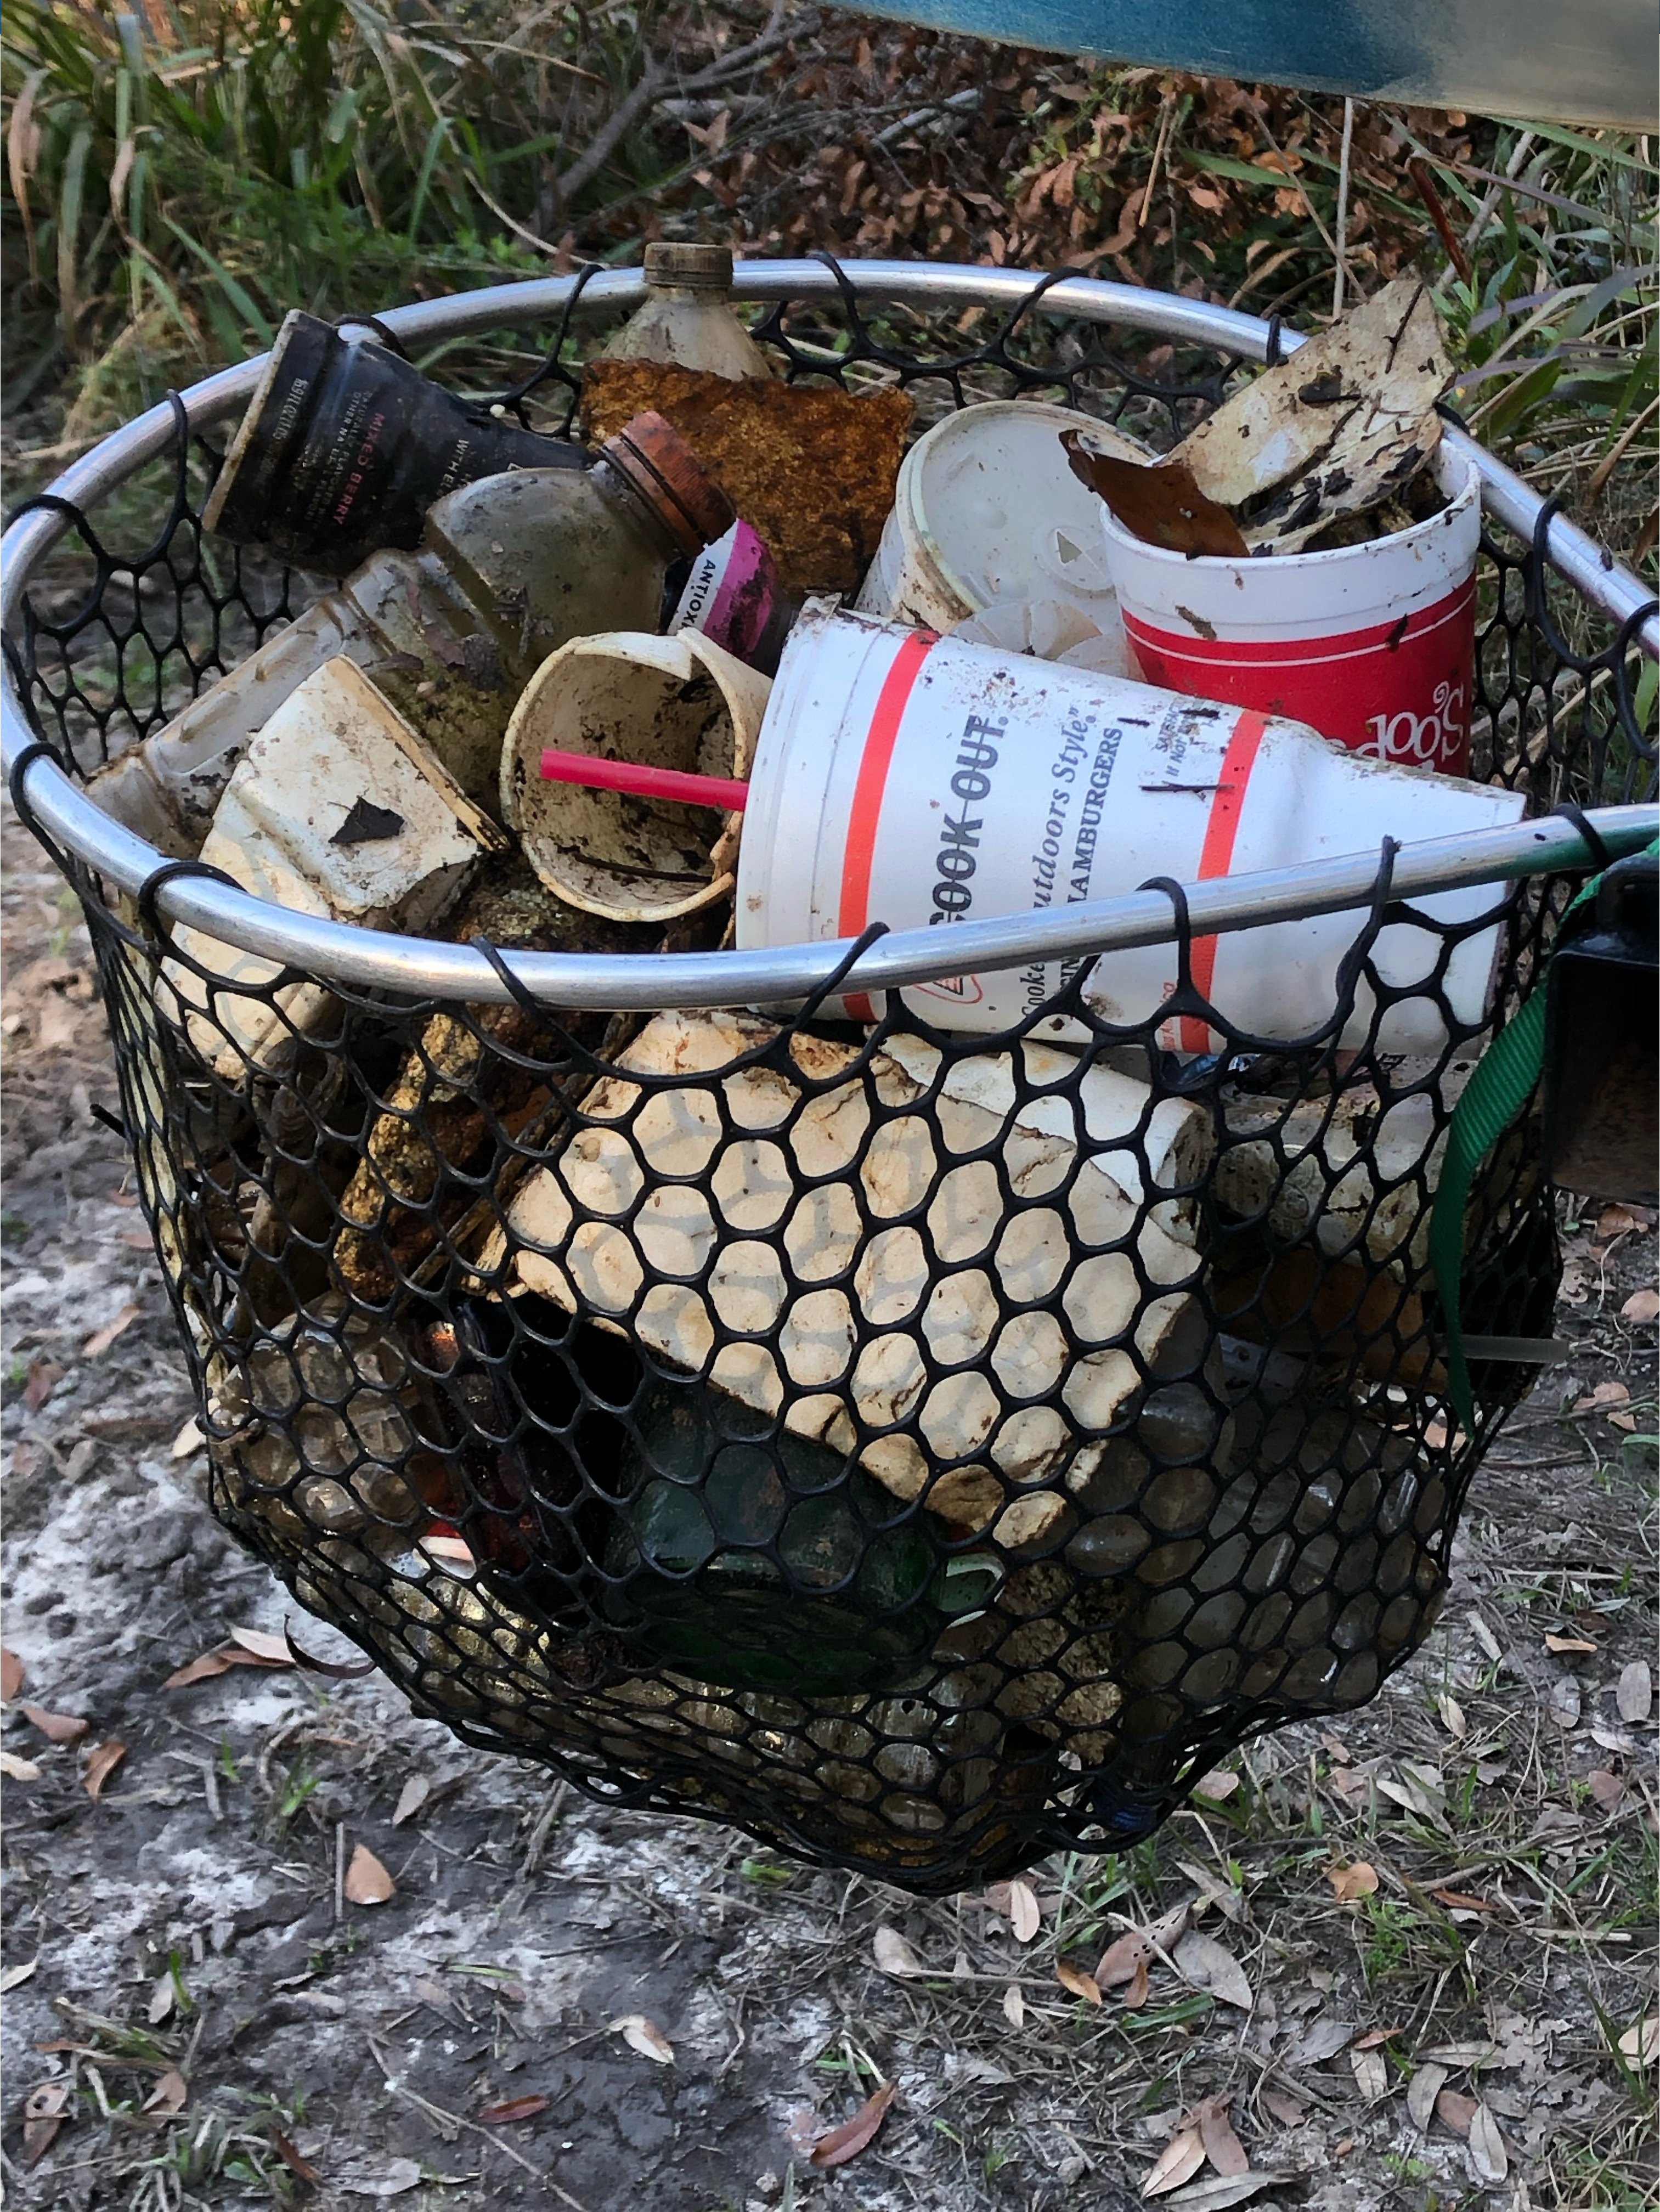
[854, 399, 1145, 636]
[1102, 444, 1483, 774]
[501, 629, 771, 923]
[735, 603, 1526, 1052]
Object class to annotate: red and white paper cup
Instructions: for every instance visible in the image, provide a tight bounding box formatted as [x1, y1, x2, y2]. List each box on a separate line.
[1099, 445, 1482, 775]
[736, 603, 1523, 1053]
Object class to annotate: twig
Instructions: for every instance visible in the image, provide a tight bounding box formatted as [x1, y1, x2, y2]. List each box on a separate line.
[1138, 94, 1176, 233]
[334, 1821, 345, 1925]
[1331, 99, 1354, 320]
[1408, 159, 1473, 283]
[1587, 392, 1660, 507]
[367, 2036, 561, 2188]
[520, 1780, 569, 1880]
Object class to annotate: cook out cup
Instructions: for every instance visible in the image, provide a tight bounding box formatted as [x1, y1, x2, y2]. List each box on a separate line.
[735, 603, 1525, 1053]
[1099, 444, 1482, 775]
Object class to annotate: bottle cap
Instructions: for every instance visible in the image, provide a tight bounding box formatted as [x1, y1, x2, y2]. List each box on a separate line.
[643, 241, 735, 294]
[601, 410, 736, 557]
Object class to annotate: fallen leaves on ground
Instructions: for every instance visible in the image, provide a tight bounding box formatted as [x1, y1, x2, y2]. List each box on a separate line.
[1467, 2101, 1508, 2183]
[1002, 1983, 1024, 2028]
[1621, 1285, 1660, 1323]
[1326, 1860, 1378, 1902]
[1544, 1632, 1597, 1654]
[873, 1926, 925, 1978]
[171, 1415, 204, 1458]
[344, 1845, 395, 1906]
[1007, 1878, 1041, 1943]
[392, 1774, 431, 1826]
[1618, 2015, 1660, 2066]
[1056, 1959, 1102, 2004]
[22, 2079, 71, 2167]
[1192, 1768, 1239, 1800]
[1173, 1929, 1252, 2010]
[147, 1972, 177, 2024]
[1574, 1379, 1631, 1416]
[1260, 2089, 1305, 2127]
[164, 1627, 296, 1688]
[478, 2094, 550, 2124]
[1142, 2125, 1206, 2196]
[810, 2081, 895, 2170]
[21, 1359, 63, 1417]
[1408, 2062, 1448, 2129]
[1196, 2097, 1248, 2175]
[1435, 2086, 1478, 2136]
[612, 2014, 674, 2063]
[1350, 2045, 1389, 2102]
[0, 1646, 22, 1701]
[272, 2131, 321, 2185]
[1586, 1768, 1627, 1809]
[82, 1302, 141, 1358]
[21, 1705, 87, 1745]
[143, 2070, 188, 2116]
[82, 1739, 126, 1799]
[335, 2155, 421, 2198]
[0, 1750, 42, 1781]
[1549, 1677, 1582, 1729]
[1617, 1660, 1653, 1722]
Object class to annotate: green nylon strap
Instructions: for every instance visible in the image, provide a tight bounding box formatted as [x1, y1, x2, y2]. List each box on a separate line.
[1430, 838, 1658, 1432]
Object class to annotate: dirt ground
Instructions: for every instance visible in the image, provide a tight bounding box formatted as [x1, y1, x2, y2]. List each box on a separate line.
[1, 791, 1655, 2212]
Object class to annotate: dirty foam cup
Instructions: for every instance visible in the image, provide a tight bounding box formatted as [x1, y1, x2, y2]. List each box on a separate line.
[1099, 444, 1482, 774]
[736, 604, 1524, 1053]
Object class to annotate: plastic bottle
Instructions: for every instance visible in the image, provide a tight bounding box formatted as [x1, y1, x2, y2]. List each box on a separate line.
[91, 412, 737, 848]
[597, 242, 775, 381]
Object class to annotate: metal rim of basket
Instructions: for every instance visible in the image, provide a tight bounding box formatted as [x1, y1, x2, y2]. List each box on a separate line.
[3, 257, 1656, 998]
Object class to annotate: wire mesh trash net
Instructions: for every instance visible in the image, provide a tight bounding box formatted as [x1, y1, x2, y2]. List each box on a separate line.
[6, 265, 1656, 1891]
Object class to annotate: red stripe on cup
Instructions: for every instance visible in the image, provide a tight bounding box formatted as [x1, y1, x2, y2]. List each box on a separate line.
[1180, 708, 1268, 1052]
[1122, 575, 1475, 668]
[838, 628, 938, 1020]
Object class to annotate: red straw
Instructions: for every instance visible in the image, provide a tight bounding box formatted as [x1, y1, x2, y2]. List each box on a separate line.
[539, 747, 749, 811]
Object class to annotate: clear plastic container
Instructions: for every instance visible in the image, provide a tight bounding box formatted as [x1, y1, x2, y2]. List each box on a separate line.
[598, 242, 775, 381]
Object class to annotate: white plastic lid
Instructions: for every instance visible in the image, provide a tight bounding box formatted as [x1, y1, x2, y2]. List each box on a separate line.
[911, 399, 1145, 614]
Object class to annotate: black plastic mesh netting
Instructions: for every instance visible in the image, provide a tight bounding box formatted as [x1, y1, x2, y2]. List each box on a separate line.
[7, 268, 1656, 1891]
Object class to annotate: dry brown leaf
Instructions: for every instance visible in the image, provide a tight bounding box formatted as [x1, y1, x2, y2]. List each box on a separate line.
[1260, 2089, 1304, 2127]
[1407, 2062, 1448, 2130]
[82, 1739, 126, 1799]
[1609, 1409, 1638, 1431]
[1544, 1633, 1598, 1654]
[809, 2080, 895, 2169]
[1326, 1861, 1379, 1903]
[1002, 1982, 1025, 2029]
[1097, 1929, 1150, 1988]
[0, 1750, 42, 1781]
[21, 1705, 87, 1746]
[22, 1359, 63, 1414]
[1122, 1954, 1151, 2008]
[1621, 1285, 1660, 1323]
[1549, 1678, 1582, 1729]
[1429, 1888, 1493, 1912]
[161, 1650, 237, 1689]
[1173, 1929, 1252, 2010]
[1617, 1660, 1653, 1723]
[146, 1974, 176, 2025]
[82, 1302, 141, 1358]
[1618, 2015, 1660, 2066]
[873, 1927, 925, 1979]
[142, 2070, 188, 2116]
[1063, 435, 1249, 557]
[273, 2130, 321, 2185]
[1435, 2087, 1477, 2137]
[1198, 2097, 1249, 2176]
[1142, 2125, 1206, 2197]
[1436, 1692, 1466, 1739]
[1574, 1379, 1631, 1414]
[0, 1957, 38, 1994]
[1008, 1878, 1041, 1944]
[613, 2014, 674, 2064]
[1587, 1769, 1627, 1810]
[229, 1626, 293, 1663]
[0, 1646, 22, 1702]
[1350, 2046, 1389, 2103]
[392, 1774, 431, 1826]
[1467, 2101, 1508, 2184]
[22, 2079, 70, 2169]
[478, 2093, 550, 2124]
[1162, 2176, 1291, 2209]
[344, 1844, 395, 1906]
[1057, 1959, 1102, 2005]
[171, 1415, 204, 1459]
[1193, 1769, 1239, 1801]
